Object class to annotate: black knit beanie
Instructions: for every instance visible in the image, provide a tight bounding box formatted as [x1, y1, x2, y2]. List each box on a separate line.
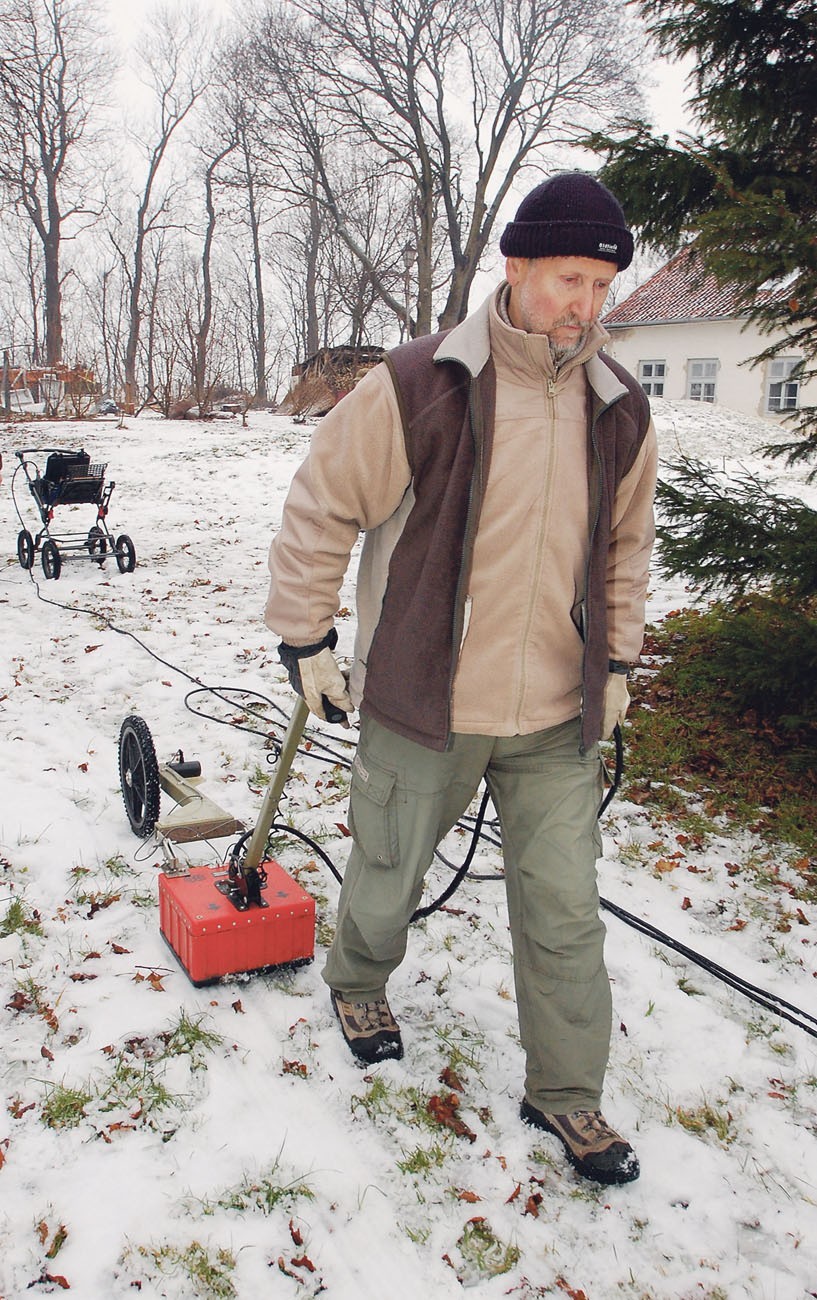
[499, 172, 633, 270]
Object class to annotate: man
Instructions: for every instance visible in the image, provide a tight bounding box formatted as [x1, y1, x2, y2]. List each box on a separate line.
[265, 172, 657, 1186]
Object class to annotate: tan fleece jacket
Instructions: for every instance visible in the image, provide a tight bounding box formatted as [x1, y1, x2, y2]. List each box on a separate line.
[265, 285, 657, 735]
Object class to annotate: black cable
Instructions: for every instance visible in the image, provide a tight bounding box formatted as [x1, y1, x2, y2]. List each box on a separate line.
[15, 559, 358, 770]
[270, 821, 346, 886]
[600, 896, 817, 1040]
[412, 788, 493, 921]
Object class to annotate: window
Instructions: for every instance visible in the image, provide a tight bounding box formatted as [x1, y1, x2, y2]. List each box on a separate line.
[638, 360, 666, 397]
[767, 358, 801, 413]
[687, 358, 718, 402]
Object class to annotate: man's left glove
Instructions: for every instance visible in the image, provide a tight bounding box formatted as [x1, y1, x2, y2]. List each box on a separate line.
[278, 628, 353, 723]
[601, 669, 630, 740]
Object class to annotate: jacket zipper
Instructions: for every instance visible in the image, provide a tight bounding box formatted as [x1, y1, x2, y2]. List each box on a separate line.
[514, 376, 558, 726]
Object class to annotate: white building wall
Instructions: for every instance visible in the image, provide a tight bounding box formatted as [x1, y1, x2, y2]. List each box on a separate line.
[604, 317, 817, 422]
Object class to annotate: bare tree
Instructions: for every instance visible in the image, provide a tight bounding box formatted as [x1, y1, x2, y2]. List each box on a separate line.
[0, 0, 108, 364]
[113, 3, 209, 410]
[188, 137, 235, 407]
[207, 61, 272, 404]
[249, 0, 644, 334]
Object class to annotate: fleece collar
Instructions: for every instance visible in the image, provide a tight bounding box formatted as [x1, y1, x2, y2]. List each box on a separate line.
[433, 282, 628, 407]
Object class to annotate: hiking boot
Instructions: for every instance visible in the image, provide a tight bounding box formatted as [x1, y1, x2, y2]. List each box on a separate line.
[521, 1100, 640, 1185]
[330, 990, 404, 1065]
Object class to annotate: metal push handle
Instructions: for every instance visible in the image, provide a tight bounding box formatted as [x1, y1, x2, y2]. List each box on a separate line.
[241, 694, 310, 871]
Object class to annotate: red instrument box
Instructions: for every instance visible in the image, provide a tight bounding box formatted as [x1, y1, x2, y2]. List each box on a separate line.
[158, 860, 315, 985]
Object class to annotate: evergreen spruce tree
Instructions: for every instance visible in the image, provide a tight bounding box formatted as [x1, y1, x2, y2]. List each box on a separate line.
[586, 0, 817, 740]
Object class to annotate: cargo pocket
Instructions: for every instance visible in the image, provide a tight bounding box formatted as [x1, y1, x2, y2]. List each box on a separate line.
[348, 752, 401, 868]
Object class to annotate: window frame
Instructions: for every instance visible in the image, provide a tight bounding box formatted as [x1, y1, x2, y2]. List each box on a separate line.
[687, 358, 718, 403]
[637, 359, 666, 397]
[766, 357, 801, 414]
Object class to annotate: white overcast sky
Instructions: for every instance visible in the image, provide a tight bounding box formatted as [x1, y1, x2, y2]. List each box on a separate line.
[101, 0, 695, 140]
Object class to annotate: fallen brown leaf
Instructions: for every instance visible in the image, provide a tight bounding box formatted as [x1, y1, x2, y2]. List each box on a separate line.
[556, 1279, 588, 1300]
[292, 1255, 316, 1272]
[439, 1065, 464, 1092]
[427, 1092, 476, 1142]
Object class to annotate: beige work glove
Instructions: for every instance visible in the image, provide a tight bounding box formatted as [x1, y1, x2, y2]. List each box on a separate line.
[601, 670, 630, 739]
[298, 647, 353, 721]
[278, 630, 353, 723]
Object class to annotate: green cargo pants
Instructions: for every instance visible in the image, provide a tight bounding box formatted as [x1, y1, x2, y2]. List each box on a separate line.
[322, 714, 611, 1113]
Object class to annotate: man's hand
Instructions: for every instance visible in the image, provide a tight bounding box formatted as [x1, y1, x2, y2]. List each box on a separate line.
[601, 670, 630, 739]
[278, 630, 353, 723]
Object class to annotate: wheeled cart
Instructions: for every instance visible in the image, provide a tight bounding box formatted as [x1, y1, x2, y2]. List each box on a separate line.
[12, 447, 136, 579]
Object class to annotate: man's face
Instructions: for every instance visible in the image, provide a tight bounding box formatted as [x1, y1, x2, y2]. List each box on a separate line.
[505, 255, 618, 360]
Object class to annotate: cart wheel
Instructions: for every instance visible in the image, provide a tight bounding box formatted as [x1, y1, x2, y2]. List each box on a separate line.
[41, 540, 61, 580]
[86, 525, 108, 561]
[119, 715, 161, 838]
[17, 529, 34, 570]
[115, 533, 136, 573]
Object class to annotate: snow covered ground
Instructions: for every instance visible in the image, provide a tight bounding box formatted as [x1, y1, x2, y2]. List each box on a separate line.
[0, 400, 815, 1299]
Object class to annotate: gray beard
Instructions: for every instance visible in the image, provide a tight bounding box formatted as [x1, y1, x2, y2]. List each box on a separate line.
[549, 332, 589, 367]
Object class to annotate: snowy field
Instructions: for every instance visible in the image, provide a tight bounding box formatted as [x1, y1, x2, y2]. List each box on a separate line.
[0, 399, 815, 1299]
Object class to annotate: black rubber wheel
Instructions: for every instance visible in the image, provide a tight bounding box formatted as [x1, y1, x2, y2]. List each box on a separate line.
[86, 525, 108, 561]
[119, 715, 161, 837]
[115, 533, 136, 573]
[17, 529, 34, 569]
[41, 539, 61, 580]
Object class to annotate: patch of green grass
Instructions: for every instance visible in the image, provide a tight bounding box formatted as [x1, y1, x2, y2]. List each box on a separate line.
[102, 854, 137, 878]
[129, 891, 157, 909]
[404, 1221, 431, 1244]
[433, 1023, 487, 1074]
[99, 1058, 176, 1121]
[158, 1011, 223, 1070]
[41, 1082, 93, 1129]
[397, 1141, 450, 1175]
[454, 1217, 520, 1281]
[202, 1155, 314, 1216]
[617, 841, 651, 869]
[248, 763, 271, 788]
[0, 897, 43, 937]
[130, 1240, 237, 1299]
[351, 1074, 394, 1120]
[745, 1015, 793, 1054]
[351, 1076, 440, 1134]
[671, 1098, 736, 1146]
[315, 916, 336, 947]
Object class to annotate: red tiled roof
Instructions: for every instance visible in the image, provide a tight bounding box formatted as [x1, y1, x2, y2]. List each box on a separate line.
[603, 247, 752, 327]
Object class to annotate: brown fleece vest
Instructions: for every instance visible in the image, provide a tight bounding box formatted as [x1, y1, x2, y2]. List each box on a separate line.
[360, 333, 649, 752]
